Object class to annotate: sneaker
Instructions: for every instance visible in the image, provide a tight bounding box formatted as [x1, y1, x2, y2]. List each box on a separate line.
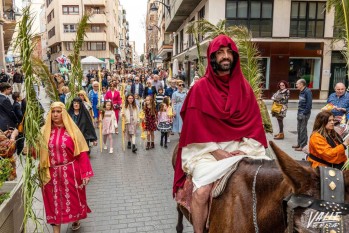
[167, 138, 170, 143]
[103, 144, 107, 150]
[109, 148, 113, 154]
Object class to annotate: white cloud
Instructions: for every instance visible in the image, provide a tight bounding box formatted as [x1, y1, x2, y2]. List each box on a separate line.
[119, 0, 147, 55]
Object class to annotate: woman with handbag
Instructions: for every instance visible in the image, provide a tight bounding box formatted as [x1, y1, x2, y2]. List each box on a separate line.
[271, 80, 290, 140]
[105, 82, 122, 122]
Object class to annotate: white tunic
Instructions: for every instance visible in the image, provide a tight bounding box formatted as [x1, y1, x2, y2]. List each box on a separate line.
[182, 138, 271, 190]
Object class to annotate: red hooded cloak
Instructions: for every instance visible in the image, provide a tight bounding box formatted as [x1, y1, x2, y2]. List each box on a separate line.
[173, 35, 267, 196]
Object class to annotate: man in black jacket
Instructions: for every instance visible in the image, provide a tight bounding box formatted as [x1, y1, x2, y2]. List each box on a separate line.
[12, 69, 23, 93]
[0, 69, 10, 83]
[0, 82, 18, 131]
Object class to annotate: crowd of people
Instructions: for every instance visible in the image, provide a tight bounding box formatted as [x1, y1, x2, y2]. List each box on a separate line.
[1, 36, 349, 232]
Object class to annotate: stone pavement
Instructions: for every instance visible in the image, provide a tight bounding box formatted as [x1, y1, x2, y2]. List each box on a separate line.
[24, 96, 323, 233]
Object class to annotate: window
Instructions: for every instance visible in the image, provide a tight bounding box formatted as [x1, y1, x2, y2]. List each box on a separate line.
[48, 27, 55, 39]
[290, 2, 325, 38]
[259, 58, 270, 89]
[47, 10, 54, 23]
[288, 58, 321, 89]
[91, 25, 102, 32]
[65, 42, 74, 51]
[46, 0, 53, 7]
[198, 6, 205, 42]
[188, 17, 195, 48]
[62, 5, 79, 15]
[87, 42, 106, 50]
[175, 34, 179, 55]
[179, 30, 184, 53]
[226, 0, 273, 37]
[63, 24, 77, 33]
[91, 7, 101, 14]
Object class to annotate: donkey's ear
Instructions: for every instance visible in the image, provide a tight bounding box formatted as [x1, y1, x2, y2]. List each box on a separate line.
[269, 141, 313, 193]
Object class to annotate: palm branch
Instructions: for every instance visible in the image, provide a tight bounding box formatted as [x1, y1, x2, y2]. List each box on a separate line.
[66, 12, 91, 109]
[32, 56, 59, 101]
[14, 6, 44, 232]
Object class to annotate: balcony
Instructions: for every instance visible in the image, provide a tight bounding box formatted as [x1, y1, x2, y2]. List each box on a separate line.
[1, 8, 20, 53]
[165, 0, 202, 32]
[83, 0, 106, 6]
[85, 32, 107, 41]
[89, 13, 107, 25]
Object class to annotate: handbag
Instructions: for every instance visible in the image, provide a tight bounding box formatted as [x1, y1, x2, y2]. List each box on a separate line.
[271, 102, 283, 114]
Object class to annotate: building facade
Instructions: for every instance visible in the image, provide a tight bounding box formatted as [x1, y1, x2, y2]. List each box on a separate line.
[45, 0, 120, 73]
[145, 0, 159, 68]
[164, 0, 346, 100]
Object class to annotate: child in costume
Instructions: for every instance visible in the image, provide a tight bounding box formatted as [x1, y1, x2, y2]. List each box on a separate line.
[121, 94, 139, 153]
[157, 103, 172, 148]
[143, 95, 157, 150]
[101, 100, 118, 154]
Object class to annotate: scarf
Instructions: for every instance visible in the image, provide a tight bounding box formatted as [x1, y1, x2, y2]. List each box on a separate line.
[39, 102, 89, 185]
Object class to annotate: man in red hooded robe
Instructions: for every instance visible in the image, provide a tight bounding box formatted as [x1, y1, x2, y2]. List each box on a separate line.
[173, 35, 268, 232]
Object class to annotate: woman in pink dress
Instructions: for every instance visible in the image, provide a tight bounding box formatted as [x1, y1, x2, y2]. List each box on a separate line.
[39, 102, 94, 233]
[104, 82, 122, 122]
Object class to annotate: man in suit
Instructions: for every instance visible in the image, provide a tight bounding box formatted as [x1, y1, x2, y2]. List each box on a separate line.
[0, 82, 18, 131]
[131, 76, 144, 98]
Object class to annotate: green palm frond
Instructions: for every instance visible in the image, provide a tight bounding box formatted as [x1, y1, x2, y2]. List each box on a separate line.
[14, 6, 44, 232]
[66, 12, 91, 109]
[32, 56, 59, 101]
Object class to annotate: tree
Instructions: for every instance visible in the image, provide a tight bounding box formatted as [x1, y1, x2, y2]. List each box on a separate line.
[186, 19, 273, 133]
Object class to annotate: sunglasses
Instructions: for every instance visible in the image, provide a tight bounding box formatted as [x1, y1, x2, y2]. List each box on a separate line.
[178, 84, 184, 87]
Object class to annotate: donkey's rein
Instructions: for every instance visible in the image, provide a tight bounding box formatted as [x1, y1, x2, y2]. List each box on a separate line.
[252, 164, 263, 233]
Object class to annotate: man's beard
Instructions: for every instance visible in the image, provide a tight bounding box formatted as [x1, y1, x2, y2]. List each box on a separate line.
[215, 59, 233, 71]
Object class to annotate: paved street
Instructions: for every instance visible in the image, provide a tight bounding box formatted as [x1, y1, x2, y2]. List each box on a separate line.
[25, 98, 323, 233]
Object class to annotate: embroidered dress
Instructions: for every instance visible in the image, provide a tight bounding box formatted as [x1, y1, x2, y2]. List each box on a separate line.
[42, 126, 94, 224]
[102, 110, 118, 135]
[144, 107, 157, 131]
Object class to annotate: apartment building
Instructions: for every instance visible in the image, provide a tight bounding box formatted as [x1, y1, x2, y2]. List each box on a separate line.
[164, 0, 346, 100]
[45, 0, 120, 73]
[116, 5, 131, 69]
[0, 0, 20, 69]
[145, 0, 159, 68]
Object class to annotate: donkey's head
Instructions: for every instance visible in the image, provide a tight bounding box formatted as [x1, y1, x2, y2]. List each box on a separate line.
[270, 141, 349, 233]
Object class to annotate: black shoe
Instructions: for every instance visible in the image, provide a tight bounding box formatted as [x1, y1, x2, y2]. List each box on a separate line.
[164, 144, 168, 148]
[127, 141, 131, 149]
[160, 141, 163, 147]
[132, 144, 137, 153]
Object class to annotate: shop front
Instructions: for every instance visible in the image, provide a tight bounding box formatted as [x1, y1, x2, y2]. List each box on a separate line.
[257, 42, 323, 99]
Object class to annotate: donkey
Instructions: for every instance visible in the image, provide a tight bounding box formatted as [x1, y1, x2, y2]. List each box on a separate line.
[173, 141, 349, 233]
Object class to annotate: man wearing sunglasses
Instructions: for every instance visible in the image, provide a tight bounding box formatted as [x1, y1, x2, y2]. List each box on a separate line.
[173, 35, 268, 233]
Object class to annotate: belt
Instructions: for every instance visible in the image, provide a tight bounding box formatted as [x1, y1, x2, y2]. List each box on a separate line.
[51, 160, 75, 168]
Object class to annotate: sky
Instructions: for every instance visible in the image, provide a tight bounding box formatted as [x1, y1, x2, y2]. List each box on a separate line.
[119, 0, 147, 55]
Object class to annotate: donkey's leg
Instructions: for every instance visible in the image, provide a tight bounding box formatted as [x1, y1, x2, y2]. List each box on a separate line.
[176, 204, 184, 233]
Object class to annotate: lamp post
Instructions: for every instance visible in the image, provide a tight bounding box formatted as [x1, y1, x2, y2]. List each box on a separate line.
[149, 1, 171, 16]
[147, 24, 161, 31]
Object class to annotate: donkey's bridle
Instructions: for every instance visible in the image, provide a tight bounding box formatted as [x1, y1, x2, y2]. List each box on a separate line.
[283, 167, 348, 233]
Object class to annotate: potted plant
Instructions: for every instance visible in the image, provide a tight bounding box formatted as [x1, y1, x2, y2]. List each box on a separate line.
[0, 158, 24, 233]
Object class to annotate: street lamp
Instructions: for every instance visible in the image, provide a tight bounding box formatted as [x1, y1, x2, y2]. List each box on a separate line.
[149, 1, 171, 16]
[147, 24, 161, 31]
